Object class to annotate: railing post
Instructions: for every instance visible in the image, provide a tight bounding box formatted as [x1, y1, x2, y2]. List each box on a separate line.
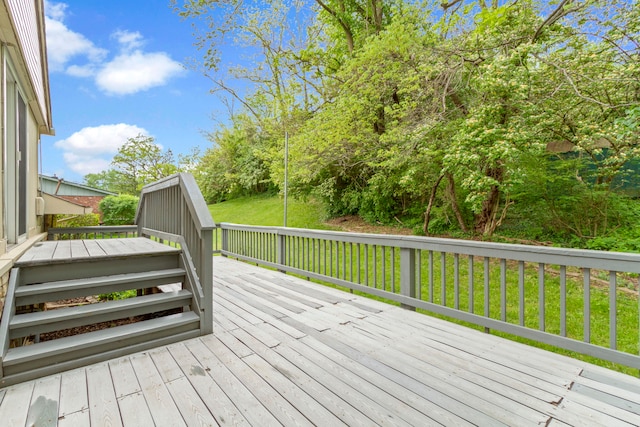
[400, 247, 416, 311]
[201, 229, 213, 335]
[277, 231, 287, 273]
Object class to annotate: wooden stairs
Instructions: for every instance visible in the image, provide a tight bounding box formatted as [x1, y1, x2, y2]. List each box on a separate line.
[0, 244, 202, 387]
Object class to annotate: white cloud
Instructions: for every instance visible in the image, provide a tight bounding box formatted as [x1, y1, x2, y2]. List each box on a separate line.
[54, 124, 149, 175]
[45, 18, 108, 72]
[44, 1, 183, 95]
[96, 51, 184, 95]
[113, 30, 145, 51]
[44, 1, 67, 21]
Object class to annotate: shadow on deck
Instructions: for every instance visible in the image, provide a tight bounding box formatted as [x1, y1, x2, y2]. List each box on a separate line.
[1, 256, 639, 426]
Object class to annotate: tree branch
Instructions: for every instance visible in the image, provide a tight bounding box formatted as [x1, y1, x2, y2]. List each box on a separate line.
[440, 0, 464, 10]
[532, 0, 581, 42]
[315, 0, 355, 53]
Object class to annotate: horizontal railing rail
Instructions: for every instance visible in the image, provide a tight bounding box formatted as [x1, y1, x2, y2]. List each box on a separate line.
[136, 173, 215, 335]
[47, 225, 137, 240]
[219, 223, 640, 370]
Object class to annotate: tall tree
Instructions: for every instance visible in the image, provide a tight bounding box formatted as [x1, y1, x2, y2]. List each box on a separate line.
[110, 135, 178, 194]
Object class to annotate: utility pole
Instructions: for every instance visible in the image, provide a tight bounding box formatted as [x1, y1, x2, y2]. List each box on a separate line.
[283, 132, 288, 227]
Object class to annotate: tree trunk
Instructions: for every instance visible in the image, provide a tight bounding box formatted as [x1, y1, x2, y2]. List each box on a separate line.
[474, 166, 504, 236]
[446, 173, 468, 233]
[423, 174, 445, 235]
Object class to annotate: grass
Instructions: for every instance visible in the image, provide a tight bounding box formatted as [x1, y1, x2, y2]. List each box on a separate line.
[210, 195, 640, 375]
[208, 194, 334, 230]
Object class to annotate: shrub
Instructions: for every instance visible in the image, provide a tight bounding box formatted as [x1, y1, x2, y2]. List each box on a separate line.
[54, 213, 100, 228]
[99, 195, 139, 225]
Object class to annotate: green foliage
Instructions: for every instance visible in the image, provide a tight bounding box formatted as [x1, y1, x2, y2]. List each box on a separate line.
[55, 213, 100, 228]
[83, 170, 123, 193]
[99, 195, 139, 225]
[111, 135, 178, 194]
[178, 0, 640, 242]
[194, 115, 276, 203]
[98, 290, 137, 301]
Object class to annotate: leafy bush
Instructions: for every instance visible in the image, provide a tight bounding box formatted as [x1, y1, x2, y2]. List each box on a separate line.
[98, 290, 137, 301]
[54, 213, 100, 227]
[99, 195, 139, 225]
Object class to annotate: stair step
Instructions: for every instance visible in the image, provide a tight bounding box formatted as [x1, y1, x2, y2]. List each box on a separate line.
[18, 251, 182, 285]
[3, 311, 200, 375]
[15, 268, 186, 306]
[9, 289, 193, 339]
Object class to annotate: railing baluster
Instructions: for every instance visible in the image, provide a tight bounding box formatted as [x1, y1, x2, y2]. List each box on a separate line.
[454, 253, 459, 310]
[428, 250, 434, 303]
[382, 247, 386, 292]
[365, 245, 369, 287]
[468, 255, 474, 314]
[500, 259, 506, 322]
[357, 243, 361, 284]
[349, 242, 353, 282]
[373, 245, 377, 289]
[584, 268, 591, 343]
[539, 263, 545, 332]
[391, 247, 396, 294]
[519, 261, 525, 327]
[610, 271, 617, 350]
[484, 257, 490, 325]
[441, 252, 446, 306]
[343, 242, 347, 281]
[560, 265, 567, 337]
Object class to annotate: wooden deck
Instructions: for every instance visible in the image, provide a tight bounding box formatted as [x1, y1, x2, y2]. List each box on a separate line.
[15, 238, 180, 267]
[2, 256, 640, 426]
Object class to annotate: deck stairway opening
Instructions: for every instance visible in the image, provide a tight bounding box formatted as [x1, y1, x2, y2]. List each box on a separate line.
[0, 239, 203, 387]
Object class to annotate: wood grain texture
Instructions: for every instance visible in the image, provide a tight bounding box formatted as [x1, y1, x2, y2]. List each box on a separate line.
[1, 256, 639, 426]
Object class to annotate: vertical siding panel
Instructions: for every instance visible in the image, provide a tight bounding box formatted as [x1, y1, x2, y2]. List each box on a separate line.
[6, 0, 48, 124]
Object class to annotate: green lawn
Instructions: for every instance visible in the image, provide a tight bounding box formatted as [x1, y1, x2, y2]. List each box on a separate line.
[208, 195, 334, 230]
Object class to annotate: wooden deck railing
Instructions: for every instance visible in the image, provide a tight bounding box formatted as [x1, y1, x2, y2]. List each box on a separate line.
[135, 173, 215, 334]
[47, 225, 138, 240]
[219, 223, 640, 370]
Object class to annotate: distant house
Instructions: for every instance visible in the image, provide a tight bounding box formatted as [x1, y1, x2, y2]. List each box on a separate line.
[39, 175, 116, 221]
[0, 1, 54, 312]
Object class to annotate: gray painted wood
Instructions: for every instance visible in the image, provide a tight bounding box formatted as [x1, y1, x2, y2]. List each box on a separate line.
[25, 375, 60, 427]
[185, 338, 281, 427]
[3, 312, 200, 372]
[0, 380, 34, 425]
[16, 238, 180, 267]
[1, 256, 639, 426]
[10, 289, 192, 338]
[168, 342, 252, 426]
[108, 357, 141, 399]
[128, 352, 187, 427]
[86, 363, 123, 427]
[57, 409, 90, 427]
[15, 268, 186, 306]
[117, 392, 156, 427]
[58, 368, 88, 418]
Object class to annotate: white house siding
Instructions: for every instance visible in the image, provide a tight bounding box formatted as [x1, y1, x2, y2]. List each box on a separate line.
[5, 0, 49, 130]
[0, 0, 51, 317]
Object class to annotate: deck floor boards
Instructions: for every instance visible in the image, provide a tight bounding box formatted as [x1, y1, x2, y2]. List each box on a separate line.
[15, 238, 180, 267]
[3, 254, 640, 426]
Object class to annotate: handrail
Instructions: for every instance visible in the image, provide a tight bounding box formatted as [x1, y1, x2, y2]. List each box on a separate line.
[0, 268, 20, 379]
[136, 173, 215, 334]
[48, 225, 137, 240]
[219, 222, 640, 370]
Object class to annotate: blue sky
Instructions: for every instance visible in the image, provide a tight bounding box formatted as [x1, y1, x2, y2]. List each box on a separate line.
[42, 1, 223, 182]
